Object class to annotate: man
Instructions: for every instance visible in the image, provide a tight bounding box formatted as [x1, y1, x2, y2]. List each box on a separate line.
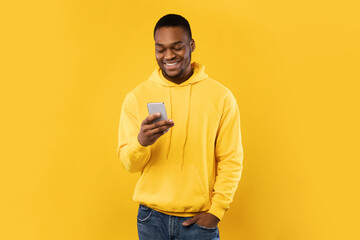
[117, 14, 243, 240]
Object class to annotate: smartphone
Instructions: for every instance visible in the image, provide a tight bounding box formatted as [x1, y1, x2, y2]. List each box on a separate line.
[147, 102, 168, 123]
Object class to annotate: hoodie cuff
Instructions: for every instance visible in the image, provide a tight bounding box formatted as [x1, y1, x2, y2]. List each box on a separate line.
[119, 136, 151, 173]
[207, 202, 227, 221]
[131, 135, 151, 153]
[116, 135, 150, 159]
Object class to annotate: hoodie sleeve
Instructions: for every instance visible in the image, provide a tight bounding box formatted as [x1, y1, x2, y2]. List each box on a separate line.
[116, 92, 151, 173]
[207, 92, 244, 220]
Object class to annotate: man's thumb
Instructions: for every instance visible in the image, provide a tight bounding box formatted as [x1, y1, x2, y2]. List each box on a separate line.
[182, 216, 199, 226]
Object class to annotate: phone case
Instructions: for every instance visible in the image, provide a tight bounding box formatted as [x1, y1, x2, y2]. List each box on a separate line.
[147, 102, 168, 123]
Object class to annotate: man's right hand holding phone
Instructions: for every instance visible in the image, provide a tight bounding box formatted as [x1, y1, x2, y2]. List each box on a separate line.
[138, 113, 174, 147]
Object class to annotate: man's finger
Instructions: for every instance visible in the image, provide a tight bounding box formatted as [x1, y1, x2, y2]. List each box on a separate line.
[182, 215, 199, 227]
[147, 125, 172, 136]
[147, 119, 174, 131]
[144, 113, 161, 124]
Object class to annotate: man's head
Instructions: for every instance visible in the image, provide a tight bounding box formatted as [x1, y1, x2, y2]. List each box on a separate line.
[154, 14, 195, 83]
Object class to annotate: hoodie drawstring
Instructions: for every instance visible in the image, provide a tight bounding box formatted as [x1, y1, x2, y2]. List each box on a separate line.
[166, 84, 192, 171]
[181, 84, 192, 170]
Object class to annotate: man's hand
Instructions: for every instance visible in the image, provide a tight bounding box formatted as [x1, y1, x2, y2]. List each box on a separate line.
[138, 113, 174, 147]
[182, 212, 220, 228]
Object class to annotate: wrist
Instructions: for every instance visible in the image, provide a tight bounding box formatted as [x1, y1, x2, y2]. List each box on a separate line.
[137, 134, 146, 147]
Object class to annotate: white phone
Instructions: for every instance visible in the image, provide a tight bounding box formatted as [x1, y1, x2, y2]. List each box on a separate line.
[147, 102, 168, 123]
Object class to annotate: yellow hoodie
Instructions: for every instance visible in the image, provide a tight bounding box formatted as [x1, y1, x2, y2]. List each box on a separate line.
[116, 62, 243, 220]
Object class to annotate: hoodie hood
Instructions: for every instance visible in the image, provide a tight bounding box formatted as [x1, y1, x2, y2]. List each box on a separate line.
[148, 62, 208, 169]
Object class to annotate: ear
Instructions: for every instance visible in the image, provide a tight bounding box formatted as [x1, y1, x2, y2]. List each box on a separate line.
[190, 39, 196, 52]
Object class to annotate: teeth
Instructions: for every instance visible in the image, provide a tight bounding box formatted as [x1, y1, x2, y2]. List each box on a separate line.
[165, 62, 178, 66]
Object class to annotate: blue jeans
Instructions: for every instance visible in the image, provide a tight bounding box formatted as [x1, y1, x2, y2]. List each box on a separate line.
[137, 204, 220, 240]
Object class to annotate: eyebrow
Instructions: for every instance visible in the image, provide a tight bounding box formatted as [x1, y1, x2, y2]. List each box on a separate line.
[155, 41, 184, 47]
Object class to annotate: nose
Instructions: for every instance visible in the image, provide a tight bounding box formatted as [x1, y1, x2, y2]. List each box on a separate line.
[164, 49, 175, 60]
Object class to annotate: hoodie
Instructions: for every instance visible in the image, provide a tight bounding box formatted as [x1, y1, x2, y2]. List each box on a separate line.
[116, 62, 243, 220]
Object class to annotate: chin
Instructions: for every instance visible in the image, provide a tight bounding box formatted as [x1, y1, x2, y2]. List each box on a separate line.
[166, 71, 179, 77]
[163, 69, 180, 77]
[168, 73, 183, 80]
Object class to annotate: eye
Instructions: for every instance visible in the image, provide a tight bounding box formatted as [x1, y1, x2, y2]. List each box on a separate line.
[156, 49, 165, 53]
[174, 47, 183, 51]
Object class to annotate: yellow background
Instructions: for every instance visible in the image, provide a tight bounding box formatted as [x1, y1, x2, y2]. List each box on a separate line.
[1, 0, 359, 239]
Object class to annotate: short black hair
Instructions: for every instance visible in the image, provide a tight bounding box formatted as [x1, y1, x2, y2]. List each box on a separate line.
[154, 14, 192, 40]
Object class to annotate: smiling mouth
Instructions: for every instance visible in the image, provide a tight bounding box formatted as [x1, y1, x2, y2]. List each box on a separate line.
[164, 60, 181, 66]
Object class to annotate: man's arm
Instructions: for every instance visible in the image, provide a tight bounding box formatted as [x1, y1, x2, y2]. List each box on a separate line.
[116, 93, 174, 173]
[207, 91, 244, 221]
[116, 93, 151, 173]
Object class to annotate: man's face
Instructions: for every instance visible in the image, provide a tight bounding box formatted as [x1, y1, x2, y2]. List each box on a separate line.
[154, 27, 195, 82]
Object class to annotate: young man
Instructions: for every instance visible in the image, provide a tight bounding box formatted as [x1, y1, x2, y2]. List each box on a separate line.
[117, 14, 243, 240]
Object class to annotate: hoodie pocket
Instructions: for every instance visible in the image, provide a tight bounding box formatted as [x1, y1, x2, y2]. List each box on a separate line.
[135, 164, 208, 212]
